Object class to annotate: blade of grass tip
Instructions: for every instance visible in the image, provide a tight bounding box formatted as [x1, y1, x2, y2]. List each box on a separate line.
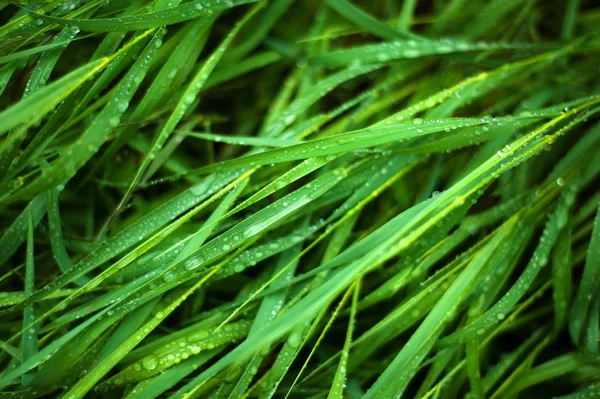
[0, 289, 77, 308]
[224, 157, 333, 218]
[0, 40, 76, 65]
[1, 28, 163, 204]
[374, 52, 555, 126]
[101, 4, 261, 237]
[327, 279, 359, 399]
[29, 0, 259, 32]
[175, 177, 250, 263]
[569, 202, 600, 346]
[21, 208, 37, 385]
[0, 64, 18, 97]
[0, 195, 46, 269]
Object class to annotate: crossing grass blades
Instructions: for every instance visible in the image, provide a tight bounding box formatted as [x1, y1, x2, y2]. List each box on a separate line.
[0, 0, 599, 398]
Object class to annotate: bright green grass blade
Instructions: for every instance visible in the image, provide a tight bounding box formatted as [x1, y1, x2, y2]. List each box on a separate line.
[0, 58, 106, 136]
[30, 0, 258, 32]
[174, 117, 511, 178]
[0, 64, 18, 96]
[183, 131, 300, 148]
[22, 28, 78, 98]
[88, 20, 214, 182]
[46, 184, 88, 285]
[552, 220, 572, 333]
[20, 208, 37, 385]
[327, 280, 359, 399]
[569, 202, 600, 346]
[108, 320, 252, 386]
[0, 195, 46, 269]
[398, 0, 416, 31]
[251, 214, 358, 399]
[124, 349, 222, 399]
[311, 39, 547, 68]
[0, 40, 75, 65]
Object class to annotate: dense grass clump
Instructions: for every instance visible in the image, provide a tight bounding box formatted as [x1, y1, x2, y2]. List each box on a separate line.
[1, 0, 600, 398]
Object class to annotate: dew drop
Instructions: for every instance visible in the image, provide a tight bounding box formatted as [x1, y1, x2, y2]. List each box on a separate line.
[184, 256, 205, 270]
[287, 332, 301, 348]
[142, 355, 159, 370]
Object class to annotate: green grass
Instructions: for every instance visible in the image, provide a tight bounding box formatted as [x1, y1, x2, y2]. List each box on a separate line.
[0, 0, 599, 398]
